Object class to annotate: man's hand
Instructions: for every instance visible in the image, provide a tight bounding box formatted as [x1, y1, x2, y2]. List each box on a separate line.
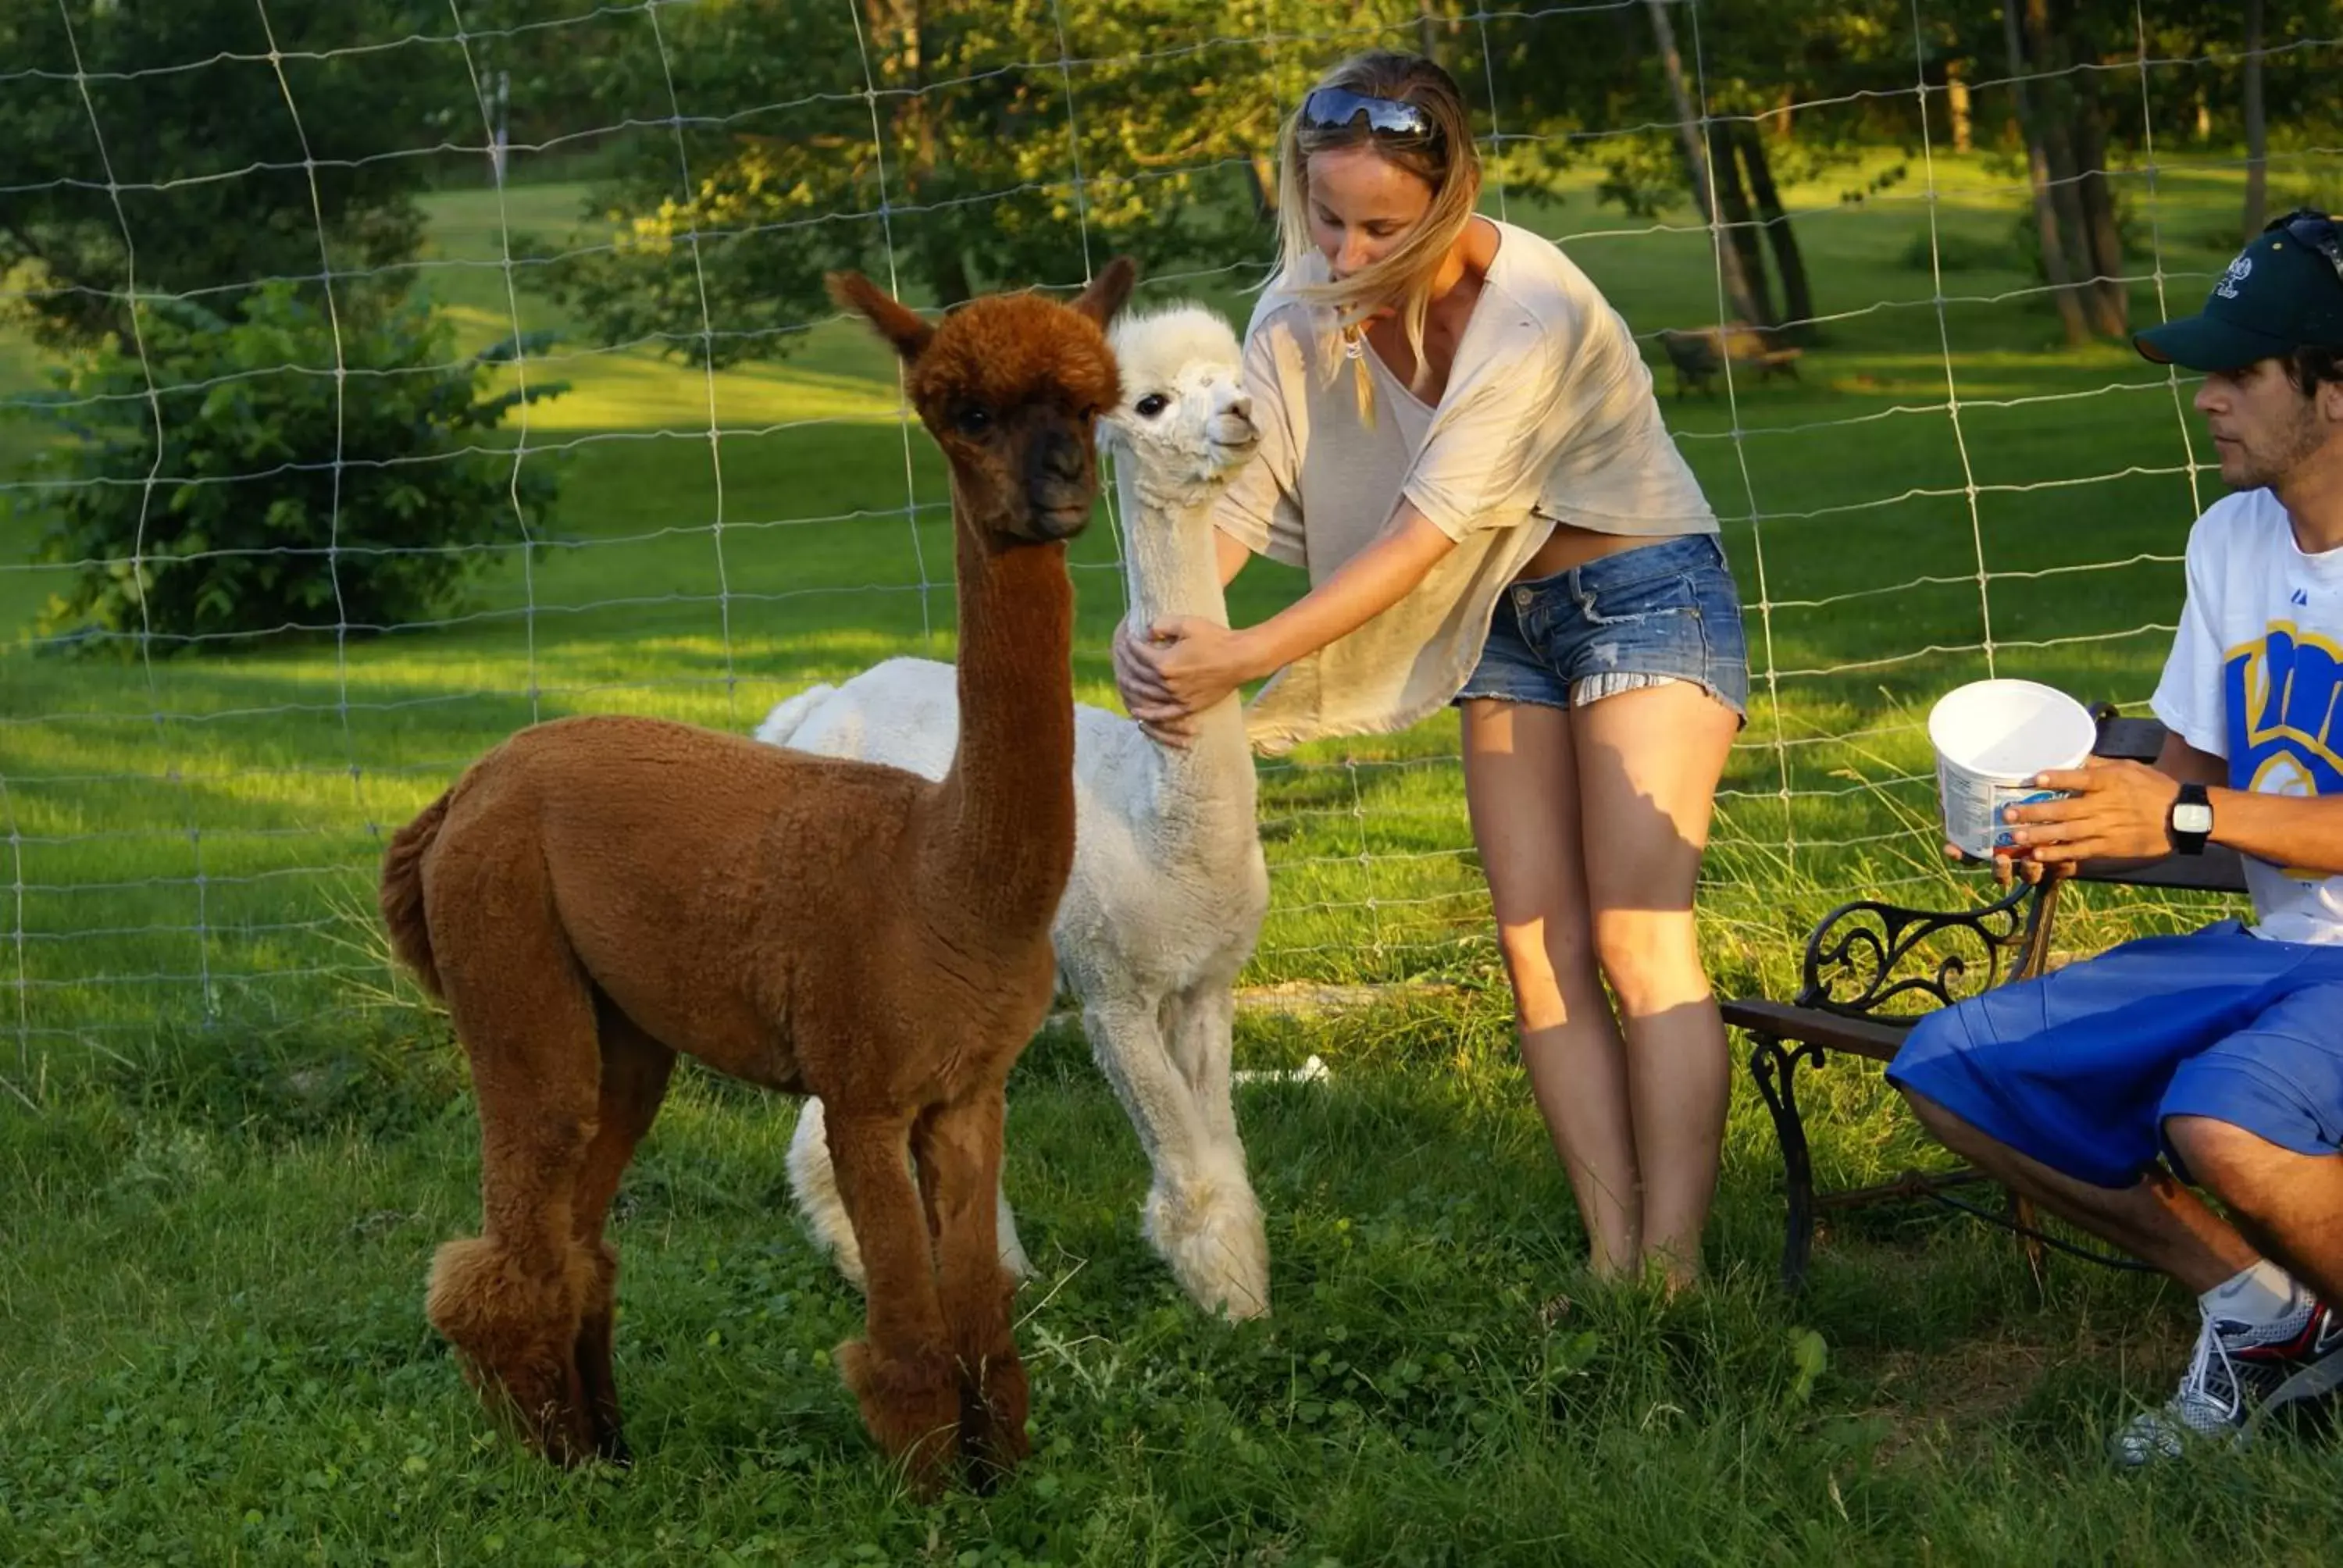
[1999, 757, 2183, 865]
[1946, 841, 2070, 889]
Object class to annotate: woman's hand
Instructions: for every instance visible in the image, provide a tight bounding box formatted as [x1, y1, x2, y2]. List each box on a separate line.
[1112, 504, 1454, 749]
[1112, 618, 1195, 747]
[1113, 615, 1263, 747]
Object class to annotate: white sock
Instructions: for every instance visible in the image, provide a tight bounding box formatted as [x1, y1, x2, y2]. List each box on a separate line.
[2201, 1259, 2301, 1328]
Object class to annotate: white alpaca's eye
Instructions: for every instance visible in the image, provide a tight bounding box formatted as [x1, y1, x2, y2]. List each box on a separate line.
[1133, 393, 1169, 419]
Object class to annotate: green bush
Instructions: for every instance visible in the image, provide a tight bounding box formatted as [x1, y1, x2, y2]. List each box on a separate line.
[1895, 226, 2017, 273]
[2008, 186, 2149, 283]
[9, 283, 567, 649]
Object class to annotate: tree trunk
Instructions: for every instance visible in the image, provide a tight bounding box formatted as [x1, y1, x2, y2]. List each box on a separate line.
[1244, 154, 1277, 223]
[927, 247, 974, 308]
[2244, 0, 2268, 240]
[1737, 122, 1813, 341]
[2022, 2, 2106, 335]
[2006, 2, 2090, 345]
[1948, 60, 1972, 152]
[872, 0, 940, 278]
[1708, 120, 1778, 327]
[1642, 0, 1767, 329]
[2063, 12, 2129, 336]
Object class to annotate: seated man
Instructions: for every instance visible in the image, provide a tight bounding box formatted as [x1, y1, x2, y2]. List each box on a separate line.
[1888, 211, 2343, 1464]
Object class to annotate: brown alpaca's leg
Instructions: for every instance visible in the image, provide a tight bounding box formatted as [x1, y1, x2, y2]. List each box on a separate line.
[569, 1000, 677, 1466]
[825, 1107, 960, 1495]
[424, 926, 604, 1465]
[915, 1085, 1029, 1484]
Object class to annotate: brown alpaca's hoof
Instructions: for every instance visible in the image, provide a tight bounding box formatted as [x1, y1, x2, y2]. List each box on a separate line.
[575, 1243, 633, 1468]
[836, 1338, 960, 1497]
[960, 1351, 1031, 1491]
[426, 1236, 598, 1465]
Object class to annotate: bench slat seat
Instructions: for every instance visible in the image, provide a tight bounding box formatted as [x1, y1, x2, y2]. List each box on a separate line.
[1717, 998, 1908, 1063]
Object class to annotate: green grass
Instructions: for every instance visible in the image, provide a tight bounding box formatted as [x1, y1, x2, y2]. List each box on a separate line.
[8, 996, 2342, 1564]
[6, 150, 2343, 1563]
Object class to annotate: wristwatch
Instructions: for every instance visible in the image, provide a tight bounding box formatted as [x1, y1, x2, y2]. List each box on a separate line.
[2169, 782, 2213, 855]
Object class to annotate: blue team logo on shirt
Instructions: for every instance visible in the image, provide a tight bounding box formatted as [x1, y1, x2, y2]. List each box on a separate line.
[2224, 621, 2343, 809]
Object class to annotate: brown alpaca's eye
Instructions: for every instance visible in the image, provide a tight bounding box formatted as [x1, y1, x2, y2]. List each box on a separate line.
[954, 405, 993, 436]
[1133, 393, 1169, 419]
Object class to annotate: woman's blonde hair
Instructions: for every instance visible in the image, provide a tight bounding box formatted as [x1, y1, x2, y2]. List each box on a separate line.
[1275, 50, 1482, 408]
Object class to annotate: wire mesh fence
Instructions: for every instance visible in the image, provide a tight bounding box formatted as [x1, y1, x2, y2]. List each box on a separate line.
[2, 0, 2311, 1071]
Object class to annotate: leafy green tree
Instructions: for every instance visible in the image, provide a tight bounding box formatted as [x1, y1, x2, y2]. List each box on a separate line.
[0, 0, 483, 350]
[1910, 1, 2343, 342]
[1467, 0, 1915, 337]
[11, 283, 566, 647]
[544, 0, 1415, 365]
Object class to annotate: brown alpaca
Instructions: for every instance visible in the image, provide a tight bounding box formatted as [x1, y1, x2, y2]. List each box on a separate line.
[377, 258, 1134, 1492]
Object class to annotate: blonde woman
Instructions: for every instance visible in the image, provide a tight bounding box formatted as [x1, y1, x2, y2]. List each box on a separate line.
[1116, 50, 1748, 1289]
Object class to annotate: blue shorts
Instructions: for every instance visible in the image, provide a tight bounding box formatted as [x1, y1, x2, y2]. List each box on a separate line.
[1886, 921, 2343, 1190]
[1455, 532, 1749, 721]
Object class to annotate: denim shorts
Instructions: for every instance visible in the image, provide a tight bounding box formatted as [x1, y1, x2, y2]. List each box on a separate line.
[1455, 532, 1750, 721]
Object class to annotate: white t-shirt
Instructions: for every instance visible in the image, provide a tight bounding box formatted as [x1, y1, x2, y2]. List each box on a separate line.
[2151, 487, 2343, 944]
[1214, 219, 1717, 754]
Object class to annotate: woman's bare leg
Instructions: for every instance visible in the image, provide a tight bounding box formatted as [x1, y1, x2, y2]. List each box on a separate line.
[1462, 697, 1639, 1276]
[1574, 682, 1739, 1289]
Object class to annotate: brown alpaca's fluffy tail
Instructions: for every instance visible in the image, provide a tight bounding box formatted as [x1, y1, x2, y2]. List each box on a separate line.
[380, 792, 450, 999]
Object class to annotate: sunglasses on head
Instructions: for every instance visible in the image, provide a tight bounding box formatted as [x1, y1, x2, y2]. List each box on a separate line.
[2267, 208, 2343, 285]
[1300, 86, 1439, 144]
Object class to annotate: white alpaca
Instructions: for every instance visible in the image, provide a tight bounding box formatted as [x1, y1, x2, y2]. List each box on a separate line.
[761, 304, 1274, 1319]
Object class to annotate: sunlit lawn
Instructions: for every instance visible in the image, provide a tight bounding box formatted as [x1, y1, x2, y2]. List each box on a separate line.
[5, 147, 2339, 1565]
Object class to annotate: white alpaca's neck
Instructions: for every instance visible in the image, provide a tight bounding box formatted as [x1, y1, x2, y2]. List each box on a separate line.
[1112, 452, 1257, 834]
[1117, 456, 1227, 632]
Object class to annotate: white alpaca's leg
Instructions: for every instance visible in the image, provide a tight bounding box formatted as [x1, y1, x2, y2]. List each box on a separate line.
[787, 1098, 867, 1287]
[990, 1175, 1034, 1284]
[1161, 979, 1271, 1320]
[1082, 989, 1265, 1319]
[787, 1096, 1030, 1289]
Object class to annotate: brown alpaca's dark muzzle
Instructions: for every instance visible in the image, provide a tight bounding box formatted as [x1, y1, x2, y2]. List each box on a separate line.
[1025, 426, 1096, 540]
[1028, 501, 1093, 541]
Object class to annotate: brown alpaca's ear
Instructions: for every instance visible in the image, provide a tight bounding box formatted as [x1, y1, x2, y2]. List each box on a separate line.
[827, 271, 935, 362]
[1070, 256, 1139, 330]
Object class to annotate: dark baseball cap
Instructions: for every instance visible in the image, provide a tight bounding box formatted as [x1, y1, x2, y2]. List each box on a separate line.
[2135, 210, 2343, 372]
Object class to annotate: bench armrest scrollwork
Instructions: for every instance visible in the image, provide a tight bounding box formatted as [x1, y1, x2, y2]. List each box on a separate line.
[1795, 877, 2042, 1017]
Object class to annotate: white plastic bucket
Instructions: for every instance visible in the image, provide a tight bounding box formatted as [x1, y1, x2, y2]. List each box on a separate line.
[1927, 679, 2097, 858]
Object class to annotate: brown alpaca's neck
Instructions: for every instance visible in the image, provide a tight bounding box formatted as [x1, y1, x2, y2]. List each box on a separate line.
[925, 500, 1077, 939]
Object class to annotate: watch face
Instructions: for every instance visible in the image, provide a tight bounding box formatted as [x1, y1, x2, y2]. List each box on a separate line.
[2174, 802, 2214, 835]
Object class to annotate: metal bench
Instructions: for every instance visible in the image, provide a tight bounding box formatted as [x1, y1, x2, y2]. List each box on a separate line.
[1721, 708, 2252, 1291]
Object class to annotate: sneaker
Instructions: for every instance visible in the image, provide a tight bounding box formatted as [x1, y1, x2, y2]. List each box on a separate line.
[2113, 1295, 2343, 1466]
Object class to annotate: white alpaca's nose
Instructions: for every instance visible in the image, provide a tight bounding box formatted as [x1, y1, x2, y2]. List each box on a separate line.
[1206, 398, 1259, 457]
